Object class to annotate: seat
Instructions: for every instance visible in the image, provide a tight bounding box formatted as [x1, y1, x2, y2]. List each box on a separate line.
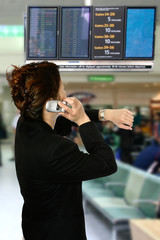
[105, 161, 131, 197]
[92, 167, 146, 223]
[83, 165, 150, 240]
[82, 161, 131, 199]
[133, 173, 160, 218]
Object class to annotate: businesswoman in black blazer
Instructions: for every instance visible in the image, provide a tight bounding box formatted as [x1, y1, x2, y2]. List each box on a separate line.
[6, 61, 133, 240]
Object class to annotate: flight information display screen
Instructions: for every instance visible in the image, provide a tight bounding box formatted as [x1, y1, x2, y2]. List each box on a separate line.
[125, 7, 156, 59]
[60, 7, 91, 59]
[27, 7, 58, 59]
[92, 7, 124, 60]
[26, 6, 156, 64]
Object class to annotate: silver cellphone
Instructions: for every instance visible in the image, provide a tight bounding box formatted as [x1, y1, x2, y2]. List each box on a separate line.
[46, 100, 72, 113]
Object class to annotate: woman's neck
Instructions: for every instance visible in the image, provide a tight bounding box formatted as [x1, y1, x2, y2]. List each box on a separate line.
[42, 108, 58, 129]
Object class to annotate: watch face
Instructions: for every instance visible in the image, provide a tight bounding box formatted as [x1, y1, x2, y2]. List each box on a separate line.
[100, 110, 105, 121]
[100, 111, 105, 117]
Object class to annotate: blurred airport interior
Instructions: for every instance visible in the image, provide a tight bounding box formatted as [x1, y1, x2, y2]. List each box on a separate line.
[0, 0, 160, 240]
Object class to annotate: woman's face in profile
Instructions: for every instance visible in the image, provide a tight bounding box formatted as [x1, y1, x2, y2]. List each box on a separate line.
[58, 79, 66, 101]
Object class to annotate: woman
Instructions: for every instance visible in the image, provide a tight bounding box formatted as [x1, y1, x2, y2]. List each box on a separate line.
[6, 61, 133, 240]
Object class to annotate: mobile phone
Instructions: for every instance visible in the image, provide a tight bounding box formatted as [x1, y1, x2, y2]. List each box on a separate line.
[46, 100, 71, 113]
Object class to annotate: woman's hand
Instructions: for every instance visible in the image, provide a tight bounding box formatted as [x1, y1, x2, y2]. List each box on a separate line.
[58, 97, 90, 126]
[100, 109, 134, 130]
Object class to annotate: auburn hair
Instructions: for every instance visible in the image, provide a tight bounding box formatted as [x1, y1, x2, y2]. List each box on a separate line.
[6, 61, 60, 120]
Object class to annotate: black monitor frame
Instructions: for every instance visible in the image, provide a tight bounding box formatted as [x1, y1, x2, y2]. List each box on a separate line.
[25, 5, 156, 72]
[26, 6, 59, 60]
[124, 6, 156, 60]
[59, 6, 92, 60]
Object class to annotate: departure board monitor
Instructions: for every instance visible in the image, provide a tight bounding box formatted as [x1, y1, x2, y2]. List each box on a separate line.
[26, 6, 156, 72]
[27, 7, 58, 59]
[125, 7, 156, 59]
[60, 7, 91, 59]
[92, 7, 124, 60]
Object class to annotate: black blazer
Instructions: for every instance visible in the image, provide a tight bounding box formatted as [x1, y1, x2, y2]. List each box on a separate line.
[15, 110, 117, 240]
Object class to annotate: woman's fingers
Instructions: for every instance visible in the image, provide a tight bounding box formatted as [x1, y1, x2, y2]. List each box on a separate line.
[124, 110, 134, 121]
[58, 97, 90, 125]
[62, 97, 77, 108]
[119, 110, 134, 125]
[122, 115, 134, 126]
[118, 123, 132, 130]
[106, 109, 134, 130]
[122, 120, 133, 128]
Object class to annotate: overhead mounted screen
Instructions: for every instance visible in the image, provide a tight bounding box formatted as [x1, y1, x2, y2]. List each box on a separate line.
[92, 7, 124, 60]
[27, 7, 58, 59]
[26, 6, 156, 71]
[125, 7, 156, 59]
[60, 7, 91, 59]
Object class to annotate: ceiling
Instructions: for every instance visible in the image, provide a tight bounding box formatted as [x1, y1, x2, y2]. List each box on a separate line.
[0, 0, 160, 25]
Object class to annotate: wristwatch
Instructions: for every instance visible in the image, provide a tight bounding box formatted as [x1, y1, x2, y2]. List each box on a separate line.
[99, 109, 105, 121]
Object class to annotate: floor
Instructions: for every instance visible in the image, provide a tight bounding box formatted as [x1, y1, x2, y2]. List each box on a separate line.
[0, 143, 131, 240]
